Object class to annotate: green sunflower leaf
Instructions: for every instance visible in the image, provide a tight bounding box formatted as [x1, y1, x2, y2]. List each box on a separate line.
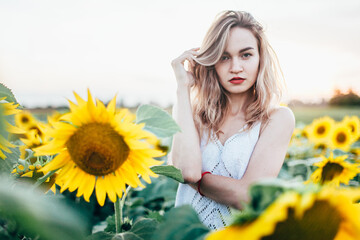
[136, 104, 180, 138]
[0, 146, 19, 172]
[87, 231, 143, 240]
[332, 149, 348, 158]
[0, 177, 87, 240]
[147, 211, 164, 222]
[150, 165, 184, 183]
[130, 218, 158, 239]
[86, 231, 115, 240]
[152, 205, 210, 240]
[0, 83, 18, 105]
[247, 178, 313, 213]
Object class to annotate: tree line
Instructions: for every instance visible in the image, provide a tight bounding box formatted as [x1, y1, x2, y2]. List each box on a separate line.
[329, 88, 360, 106]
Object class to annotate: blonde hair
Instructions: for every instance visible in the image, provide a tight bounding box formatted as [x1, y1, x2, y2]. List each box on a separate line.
[191, 10, 284, 137]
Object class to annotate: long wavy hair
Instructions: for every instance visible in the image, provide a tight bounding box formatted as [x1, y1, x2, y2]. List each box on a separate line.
[191, 10, 284, 137]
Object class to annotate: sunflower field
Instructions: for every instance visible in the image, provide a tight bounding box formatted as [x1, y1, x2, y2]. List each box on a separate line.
[1, 83, 360, 240]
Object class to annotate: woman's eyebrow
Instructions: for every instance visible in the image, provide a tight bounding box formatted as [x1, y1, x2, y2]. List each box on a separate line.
[223, 47, 255, 55]
[239, 47, 254, 53]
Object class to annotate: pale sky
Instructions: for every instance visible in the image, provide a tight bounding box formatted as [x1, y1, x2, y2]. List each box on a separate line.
[1, 0, 359, 107]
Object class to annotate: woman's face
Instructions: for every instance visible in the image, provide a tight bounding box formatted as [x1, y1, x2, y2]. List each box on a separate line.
[215, 27, 260, 96]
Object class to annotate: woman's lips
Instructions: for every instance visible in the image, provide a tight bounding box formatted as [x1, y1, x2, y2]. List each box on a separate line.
[229, 77, 245, 84]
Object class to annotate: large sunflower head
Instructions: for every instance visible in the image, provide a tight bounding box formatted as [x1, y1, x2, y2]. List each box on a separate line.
[206, 187, 360, 240]
[306, 116, 335, 144]
[307, 152, 360, 186]
[0, 97, 25, 159]
[34, 90, 165, 206]
[341, 115, 360, 142]
[329, 123, 355, 152]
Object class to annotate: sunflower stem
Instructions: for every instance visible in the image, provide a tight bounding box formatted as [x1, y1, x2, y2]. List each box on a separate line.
[114, 197, 122, 233]
[114, 186, 131, 233]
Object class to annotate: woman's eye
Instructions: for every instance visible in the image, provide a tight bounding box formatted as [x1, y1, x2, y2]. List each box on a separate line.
[220, 56, 229, 61]
[242, 53, 252, 58]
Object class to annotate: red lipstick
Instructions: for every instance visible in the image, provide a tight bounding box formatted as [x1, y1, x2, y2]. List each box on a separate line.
[229, 77, 245, 84]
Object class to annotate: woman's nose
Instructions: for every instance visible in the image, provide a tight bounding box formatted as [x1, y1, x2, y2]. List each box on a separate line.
[230, 59, 244, 73]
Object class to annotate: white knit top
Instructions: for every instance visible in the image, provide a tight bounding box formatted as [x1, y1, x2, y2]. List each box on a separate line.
[175, 122, 261, 230]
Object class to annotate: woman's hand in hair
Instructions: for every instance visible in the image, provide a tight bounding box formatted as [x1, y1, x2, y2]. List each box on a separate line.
[171, 48, 199, 88]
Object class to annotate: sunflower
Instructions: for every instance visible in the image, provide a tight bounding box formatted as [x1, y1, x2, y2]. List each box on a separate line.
[306, 116, 335, 145]
[307, 152, 360, 186]
[301, 125, 310, 139]
[34, 90, 164, 206]
[341, 116, 360, 142]
[329, 123, 355, 152]
[0, 98, 25, 159]
[15, 110, 37, 130]
[13, 110, 50, 159]
[351, 148, 360, 160]
[206, 187, 360, 240]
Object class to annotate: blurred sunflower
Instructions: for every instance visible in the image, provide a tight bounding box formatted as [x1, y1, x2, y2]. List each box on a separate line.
[329, 123, 354, 152]
[301, 125, 310, 138]
[0, 98, 25, 159]
[206, 187, 360, 240]
[307, 152, 360, 186]
[351, 148, 360, 160]
[19, 129, 46, 159]
[34, 90, 164, 206]
[341, 116, 360, 142]
[15, 110, 37, 130]
[306, 116, 335, 145]
[16, 111, 59, 159]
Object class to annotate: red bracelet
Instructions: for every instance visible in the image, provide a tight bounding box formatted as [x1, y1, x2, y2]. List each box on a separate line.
[197, 171, 211, 196]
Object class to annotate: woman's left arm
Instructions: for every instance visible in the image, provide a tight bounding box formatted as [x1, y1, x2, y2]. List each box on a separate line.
[192, 107, 295, 209]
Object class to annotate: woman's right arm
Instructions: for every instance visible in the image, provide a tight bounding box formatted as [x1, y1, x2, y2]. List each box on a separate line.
[168, 49, 202, 183]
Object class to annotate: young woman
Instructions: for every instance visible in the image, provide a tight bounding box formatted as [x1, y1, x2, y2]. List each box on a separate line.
[169, 10, 295, 230]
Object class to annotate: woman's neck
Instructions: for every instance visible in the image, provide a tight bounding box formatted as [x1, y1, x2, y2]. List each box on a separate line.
[227, 90, 255, 116]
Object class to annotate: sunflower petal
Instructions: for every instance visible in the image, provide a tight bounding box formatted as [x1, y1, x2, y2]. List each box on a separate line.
[40, 151, 70, 173]
[6, 122, 26, 134]
[106, 95, 117, 114]
[95, 177, 107, 206]
[104, 175, 117, 203]
[81, 174, 96, 202]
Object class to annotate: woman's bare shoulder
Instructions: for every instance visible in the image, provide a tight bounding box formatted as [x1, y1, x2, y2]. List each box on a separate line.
[270, 106, 295, 123]
[260, 106, 295, 135]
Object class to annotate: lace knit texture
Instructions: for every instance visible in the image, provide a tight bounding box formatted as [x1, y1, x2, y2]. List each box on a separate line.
[175, 122, 261, 230]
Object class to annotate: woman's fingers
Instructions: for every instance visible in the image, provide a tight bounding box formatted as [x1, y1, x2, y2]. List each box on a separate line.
[179, 49, 200, 65]
[172, 53, 196, 68]
[171, 48, 200, 87]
